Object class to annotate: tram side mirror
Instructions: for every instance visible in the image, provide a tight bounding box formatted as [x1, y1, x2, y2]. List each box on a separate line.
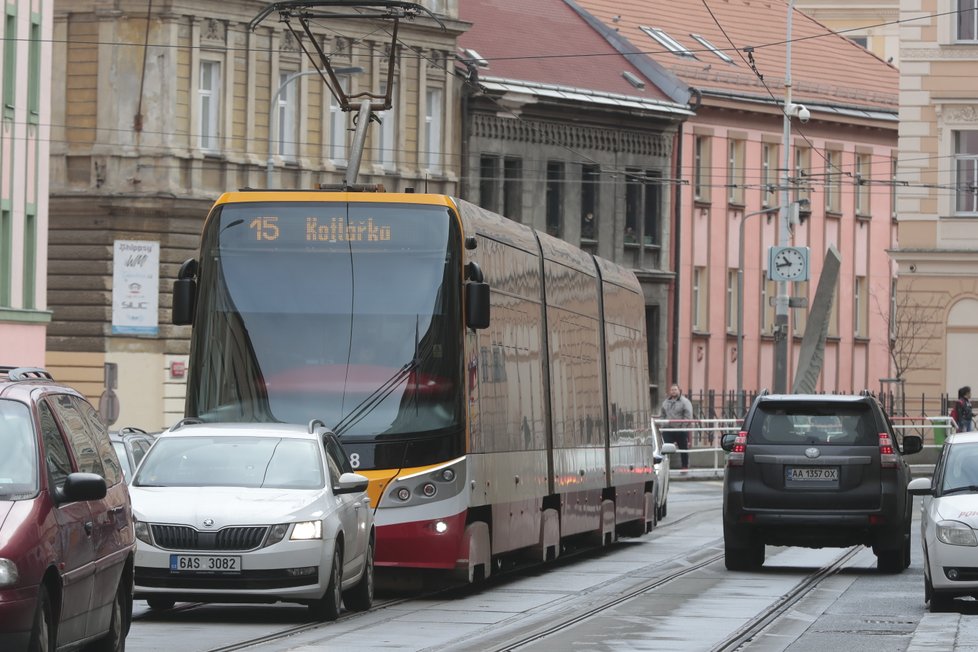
[465, 281, 490, 330]
[172, 259, 198, 326]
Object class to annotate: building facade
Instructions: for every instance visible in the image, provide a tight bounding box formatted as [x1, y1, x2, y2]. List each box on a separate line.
[578, 0, 900, 407]
[891, 0, 978, 409]
[1, 0, 53, 367]
[49, 0, 467, 428]
[794, 0, 900, 66]
[458, 0, 692, 404]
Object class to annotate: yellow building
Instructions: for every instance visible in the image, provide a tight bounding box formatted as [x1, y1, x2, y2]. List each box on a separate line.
[891, 0, 978, 411]
[795, 0, 900, 66]
[49, 1, 467, 429]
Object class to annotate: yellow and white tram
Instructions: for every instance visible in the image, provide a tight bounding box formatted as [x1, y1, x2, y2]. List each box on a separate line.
[173, 191, 655, 581]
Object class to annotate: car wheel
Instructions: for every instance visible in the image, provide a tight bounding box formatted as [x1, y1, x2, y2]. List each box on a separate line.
[903, 523, 912, 569]
[28, 586, 54, 652]
[876, 546, 905, 574]
[659, 499, 667, 521]
[86, 578, 129, 652]
[146, 598, 175, 611]
[309, 546, 343, 621]
[929, 588, 954, 612]
[342, 539, 374, 612]
[724, 531, 763, 571]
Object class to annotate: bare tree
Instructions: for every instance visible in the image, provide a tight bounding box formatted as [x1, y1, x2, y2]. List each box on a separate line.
[873, 280, 943, 382]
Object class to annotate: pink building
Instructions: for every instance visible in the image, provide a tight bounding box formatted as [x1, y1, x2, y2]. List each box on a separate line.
[0, 0, 52, 366]
[579, 0, 899, 404]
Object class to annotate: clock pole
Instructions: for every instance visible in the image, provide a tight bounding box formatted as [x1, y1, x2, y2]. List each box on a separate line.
[774, 0, 795, 394]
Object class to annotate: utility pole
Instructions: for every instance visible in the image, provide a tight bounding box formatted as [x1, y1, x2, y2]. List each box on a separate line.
[774, 0, 795, 393]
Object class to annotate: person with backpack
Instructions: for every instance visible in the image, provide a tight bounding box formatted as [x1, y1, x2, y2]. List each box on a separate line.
[953, 386, 974, 433]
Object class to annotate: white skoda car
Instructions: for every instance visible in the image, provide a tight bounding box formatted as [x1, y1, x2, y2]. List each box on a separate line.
[909, 431, 978, 612]
[130, 421, 373, 620]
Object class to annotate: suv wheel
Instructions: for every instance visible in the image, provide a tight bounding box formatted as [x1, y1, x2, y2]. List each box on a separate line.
[724, 527, 764, 571]
[876, 546, 905, 573]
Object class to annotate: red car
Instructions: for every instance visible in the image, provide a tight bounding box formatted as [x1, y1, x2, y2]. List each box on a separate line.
[0, 366, 135, 651]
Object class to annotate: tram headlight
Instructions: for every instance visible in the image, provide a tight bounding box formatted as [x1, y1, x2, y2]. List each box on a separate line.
[440, 468, 456, 482]
[396, 487, 411, 501]
[422, 482, 437, 497]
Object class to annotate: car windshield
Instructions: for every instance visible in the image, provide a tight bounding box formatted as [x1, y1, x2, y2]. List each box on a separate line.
[0, 400, 39, 499]
[941, 441, 978, 494]
[748, 402, 876, 445]
[133, 436, 324, 489]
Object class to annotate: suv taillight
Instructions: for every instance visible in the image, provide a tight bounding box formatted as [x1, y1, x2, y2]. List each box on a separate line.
[879, 432, 897, 468]
[728, 431, 748, 467]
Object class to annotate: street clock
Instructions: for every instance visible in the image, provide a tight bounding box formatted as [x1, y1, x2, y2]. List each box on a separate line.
[768, 246, 810, 281]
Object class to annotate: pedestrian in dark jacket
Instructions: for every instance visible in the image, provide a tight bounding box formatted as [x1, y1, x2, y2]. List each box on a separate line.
[954, 386, 974, 433]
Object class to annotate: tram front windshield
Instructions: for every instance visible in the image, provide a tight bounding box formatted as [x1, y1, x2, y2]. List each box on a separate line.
[186, 201, 463, 440]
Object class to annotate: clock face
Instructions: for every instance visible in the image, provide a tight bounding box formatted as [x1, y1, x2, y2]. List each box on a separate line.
[773, 247, 806, 280]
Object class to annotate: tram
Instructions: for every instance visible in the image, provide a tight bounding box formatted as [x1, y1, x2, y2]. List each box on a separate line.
[172, 190, 656, 581]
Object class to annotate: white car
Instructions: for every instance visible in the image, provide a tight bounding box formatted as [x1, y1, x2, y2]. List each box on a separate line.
[908, 431, 978, 612]
[651, 420, 677, 521]
[130, 421, 374, 620]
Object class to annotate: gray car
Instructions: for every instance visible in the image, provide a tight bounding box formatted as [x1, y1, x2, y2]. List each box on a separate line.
[720, 392, 922, 572]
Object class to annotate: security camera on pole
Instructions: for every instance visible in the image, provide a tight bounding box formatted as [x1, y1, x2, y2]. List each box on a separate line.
[772, 0, 811, 393]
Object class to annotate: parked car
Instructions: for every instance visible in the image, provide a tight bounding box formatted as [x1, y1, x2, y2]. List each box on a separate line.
[130, 420, 374, 620]
[110, 427, 157, 483]
[0, 366, 134, 652]
[650, 420, 677, 521]
[909, 431, 978, 611]
[720, 392, 922, 572]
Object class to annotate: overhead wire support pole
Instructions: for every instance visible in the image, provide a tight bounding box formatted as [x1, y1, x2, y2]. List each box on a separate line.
[775, 0, 795, 394]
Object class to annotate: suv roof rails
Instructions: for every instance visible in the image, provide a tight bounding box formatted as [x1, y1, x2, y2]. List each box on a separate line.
[759, 388, 770, 396]
[3, 367, 55, 382]
[171, 417, 203, 430]
[860, 388, 873, 397]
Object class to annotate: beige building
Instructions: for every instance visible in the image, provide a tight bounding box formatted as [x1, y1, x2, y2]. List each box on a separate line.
[49, 1, 467, 429]
[892, 0, 978, 411]
[795, 0, 900, 66]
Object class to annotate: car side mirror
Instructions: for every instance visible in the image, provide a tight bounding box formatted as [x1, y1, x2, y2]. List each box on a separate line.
[901, 434, 923, 455]
[653, 454, 664, 464]
[333, 472, 370, 495]
[907, 477, 932, 496]
[660, 443, 677, 455]
[720, 433, 738, 452]
[56, 472, 108, 504]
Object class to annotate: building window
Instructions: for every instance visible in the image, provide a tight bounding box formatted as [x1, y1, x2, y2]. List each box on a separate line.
[792, 281, 808, 337]
[503, 157, 522, 221]
[546, 161, 564, 237]
[425, 87, 443, 173]
[377, 80, 397, 170]
[640, 26, 695, 57]
[694, 135, 711, 202]
[644, 171, 662, 245]
[479, 155, 500, 214]
[278, 72, 298, 161]
[690, 33, 734, 63]
[848, 35, 869, 48]
[825, 149, 842, 213]
[4, 9, 18, 118]
[692, 267, 707, 332]
[761, 143, 778, 207]
[855, 153, 871, 216]
[794, 146, 811, 205]
[625, 169, 641, 244]
[726, 269, 738, 333]
[646, 305, 660, 392]
[198, 60, 221, 152]
[28, 18, 40, 123]
[581, 165, 599, 241]
[828, 282, 839, 338]
[958, 0, 977, 41]
[22, 207, 36, 310]
[727, 138, 746, 205]
[854, 276, 868, 338]
[762, 278, 776, 335]
[329, 78, 349, 165]
[0, 207, 10, 306]
[955, 130, 978, 214]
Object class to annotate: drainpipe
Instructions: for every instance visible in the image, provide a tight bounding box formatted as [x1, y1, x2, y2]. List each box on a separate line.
[671, 120, 684, 386]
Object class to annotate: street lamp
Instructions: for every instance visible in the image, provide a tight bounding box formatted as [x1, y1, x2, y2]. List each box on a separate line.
[266, 67, 363, 188]
[736, 199, 808, 414]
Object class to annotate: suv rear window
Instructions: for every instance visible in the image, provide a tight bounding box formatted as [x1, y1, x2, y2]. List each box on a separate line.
[748, 402, 877, 446]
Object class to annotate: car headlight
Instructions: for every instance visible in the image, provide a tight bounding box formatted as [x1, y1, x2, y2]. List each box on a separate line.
[0, 559, 18, 587]
[290, 520, 323, 541]
[266, 523, 290, 547]
[134, 520, 153, 546]
[936, 520, 978, 547]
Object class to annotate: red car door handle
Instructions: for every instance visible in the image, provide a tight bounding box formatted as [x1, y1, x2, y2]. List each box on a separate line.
[84, 522, 94, 536]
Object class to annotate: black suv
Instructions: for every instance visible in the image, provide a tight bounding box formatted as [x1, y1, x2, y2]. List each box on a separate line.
[721, 393, 922, 573]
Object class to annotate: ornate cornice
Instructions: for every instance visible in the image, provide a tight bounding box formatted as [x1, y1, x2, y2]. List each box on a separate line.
[472, 114, 672, 157]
